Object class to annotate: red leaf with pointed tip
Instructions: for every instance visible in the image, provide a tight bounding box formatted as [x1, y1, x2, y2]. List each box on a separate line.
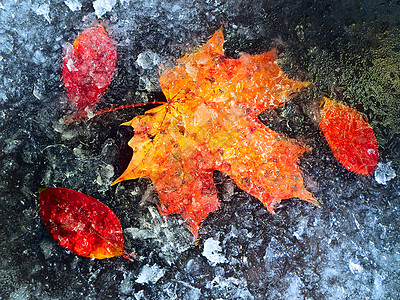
[62, 23, 117, 118]
[319, 97, 379, 175]
[39, 187, 125, 259]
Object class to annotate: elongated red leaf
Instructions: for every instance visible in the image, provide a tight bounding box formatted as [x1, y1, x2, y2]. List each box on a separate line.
[39, 187, 125, 259]
[319, 97, 379, 175]
[62, 23, 117, 118]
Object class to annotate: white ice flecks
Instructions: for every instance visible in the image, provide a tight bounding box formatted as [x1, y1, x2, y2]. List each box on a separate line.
[135, 51, 161, 70]
[32, 1, 51, 23]
[202, 237, 227, 266]
[64, 0, 82, 12]
[0, 31, 14, 54]
[374, 161, 396, 185]
[349, 259, 363, 274]
[373, 272, 385, 299]
[135, 264, 165, 284]
[283, 274, 305, 300]
[135, 51, 163, 91]
[93, 0, 116, 18]
[206, 276, 254, 299]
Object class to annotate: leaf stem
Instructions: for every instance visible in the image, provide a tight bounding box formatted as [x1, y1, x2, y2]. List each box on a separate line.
[93, 101, 166, 116]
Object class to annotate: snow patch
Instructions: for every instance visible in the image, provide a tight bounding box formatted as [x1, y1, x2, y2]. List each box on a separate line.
[202, 237, 227, 266]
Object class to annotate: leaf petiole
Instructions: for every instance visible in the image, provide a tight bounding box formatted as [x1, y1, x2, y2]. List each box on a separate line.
[93, 101, 166, 116]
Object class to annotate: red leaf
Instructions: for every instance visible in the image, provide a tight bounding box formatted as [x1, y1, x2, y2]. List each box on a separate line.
[62, 23, 117, 118]
[319, 97, 379, 175]
[39, 187, 125, 259]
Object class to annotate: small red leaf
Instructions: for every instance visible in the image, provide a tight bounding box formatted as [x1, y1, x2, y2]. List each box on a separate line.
[39, 187, 125, 259]
[62, 23, 117, 118]
[319, 97, 379, 175]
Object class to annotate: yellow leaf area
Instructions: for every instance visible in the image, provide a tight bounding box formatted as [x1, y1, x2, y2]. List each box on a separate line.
[113, 30, 318, 237]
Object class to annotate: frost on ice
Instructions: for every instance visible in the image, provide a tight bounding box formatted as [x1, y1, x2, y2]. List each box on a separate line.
[135, 264, 166, 284]
[374, 161, 396, 184]
[31, 1, 51, 23]
[64, 0, 81, 12]
[93, 0, 116, 18]
[349, 259, 363, 274]
[202, 238, 227, 266]
[135, 51, 162, 70]
[135, 51, 163, 91]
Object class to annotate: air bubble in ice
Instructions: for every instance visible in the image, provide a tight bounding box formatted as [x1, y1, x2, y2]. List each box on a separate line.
[193, 103, 212, 127]
[206, 276, 254, 299]
[293, 217, 308, 240]
[161, 281, 201, 299]
[66, 58, 78, 72]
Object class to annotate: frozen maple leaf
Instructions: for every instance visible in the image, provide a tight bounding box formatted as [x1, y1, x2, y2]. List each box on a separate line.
[113, 30, 318, 237]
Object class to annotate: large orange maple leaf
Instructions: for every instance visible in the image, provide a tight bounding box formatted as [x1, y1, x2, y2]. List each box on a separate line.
[113, 30, 318, 236]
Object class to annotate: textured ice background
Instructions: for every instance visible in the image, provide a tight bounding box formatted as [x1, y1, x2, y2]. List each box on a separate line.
[1, 0, 400, 299]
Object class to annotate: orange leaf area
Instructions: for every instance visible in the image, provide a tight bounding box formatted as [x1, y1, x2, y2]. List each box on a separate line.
[114, 30, 318, 237]
[319, 97, 379, 175]
[62, 23, 117, 118]
[39, 188, 125, 259]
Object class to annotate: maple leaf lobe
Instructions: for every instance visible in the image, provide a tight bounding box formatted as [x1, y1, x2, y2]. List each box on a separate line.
[114, 30, 317, 237]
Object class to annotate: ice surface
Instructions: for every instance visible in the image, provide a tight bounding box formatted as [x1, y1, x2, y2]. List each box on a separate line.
[202, 237, 227, 266]
[1, 0, 400, 299]
[125, 205, 193, 265]
[159, 281, 201, 300]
